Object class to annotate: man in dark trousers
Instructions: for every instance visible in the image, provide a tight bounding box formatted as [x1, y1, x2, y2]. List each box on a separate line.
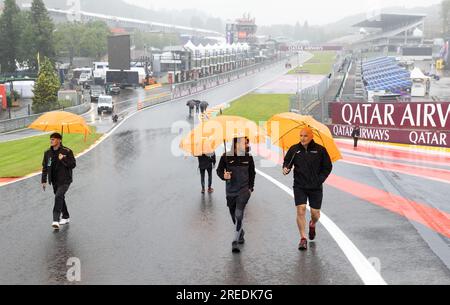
[41, 133, 76, 231]
[217, 137, 255, 253]
[194, 100, 201, 114]
[352, 125, 361, 148]
[198, 153, 216, 194]
[283, 127, 332, 251]
[186, 100, 196, 117]
[200, 101, 209, 114]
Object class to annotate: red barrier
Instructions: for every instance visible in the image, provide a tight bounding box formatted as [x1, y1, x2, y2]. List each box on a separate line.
[331, 102, 450, 131]
[328, 124, 450, 148]
[0, 85, 6, 110]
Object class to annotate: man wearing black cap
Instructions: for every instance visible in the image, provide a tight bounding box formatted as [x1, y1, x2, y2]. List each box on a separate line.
[41, 133, 76, 231]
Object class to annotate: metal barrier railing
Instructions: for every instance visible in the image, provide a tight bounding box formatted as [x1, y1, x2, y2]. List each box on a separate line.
[0, 53, 295, 133]
[171, 54, 293, 100]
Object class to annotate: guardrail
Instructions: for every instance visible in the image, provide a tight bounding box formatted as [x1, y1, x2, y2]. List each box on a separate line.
[0, 53, 294, 134]
[0, 102, 91, 134]
[171, 54, 293, 100]
[290, 52, 350, 121]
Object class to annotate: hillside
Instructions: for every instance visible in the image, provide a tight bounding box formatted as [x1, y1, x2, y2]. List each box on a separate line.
[0, 0, 223, 32]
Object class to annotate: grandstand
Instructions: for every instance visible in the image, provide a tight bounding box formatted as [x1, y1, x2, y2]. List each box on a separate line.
[352, 13, 426, 52]
[361, 57, 412, 101]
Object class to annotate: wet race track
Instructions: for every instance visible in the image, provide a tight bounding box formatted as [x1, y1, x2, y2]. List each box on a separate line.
[0, 60, 450, 285]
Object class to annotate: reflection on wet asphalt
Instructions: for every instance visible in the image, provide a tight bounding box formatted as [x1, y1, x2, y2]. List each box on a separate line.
[0, 60, 449, 284]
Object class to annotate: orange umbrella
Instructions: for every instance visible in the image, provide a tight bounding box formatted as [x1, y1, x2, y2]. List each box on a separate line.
[29, 111, 91, 139]
[266, 112, 342, 162]
[180, 115, 266, 156]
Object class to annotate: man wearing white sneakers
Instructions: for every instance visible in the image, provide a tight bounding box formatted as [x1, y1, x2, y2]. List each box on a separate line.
[41, 133, 76, 230]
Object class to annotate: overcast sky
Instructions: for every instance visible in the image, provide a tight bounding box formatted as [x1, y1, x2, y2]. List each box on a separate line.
[125, 0, 441, 25]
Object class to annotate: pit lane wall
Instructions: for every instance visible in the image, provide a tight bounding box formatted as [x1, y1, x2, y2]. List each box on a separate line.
[328, 102, 450, 148]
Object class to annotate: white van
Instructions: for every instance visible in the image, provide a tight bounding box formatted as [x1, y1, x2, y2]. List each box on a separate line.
[78, 72, 92, 85]
[97, 95, 114, 114]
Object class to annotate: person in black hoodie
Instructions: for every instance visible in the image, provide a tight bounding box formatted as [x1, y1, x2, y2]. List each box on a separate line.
[351, 125, 361, 148]
[283, 127, 332, 251]
[217, 137, 255, 253]
[41, 133, 76, 231]
[197, 153, 216, 194]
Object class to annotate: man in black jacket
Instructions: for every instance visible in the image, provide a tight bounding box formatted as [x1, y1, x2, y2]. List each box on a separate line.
[200, 101, 209, 114]
[198, 153, 216, 194]
[283, 127, 332, 251]
[41, 133, 77, 231]
[217, 137, 255, 253]
[194, 100, 201, 114]
[352, 125, 361, 148]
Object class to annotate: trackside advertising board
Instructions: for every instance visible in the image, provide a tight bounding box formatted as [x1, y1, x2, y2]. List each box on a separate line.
[329, 102, 450, 148]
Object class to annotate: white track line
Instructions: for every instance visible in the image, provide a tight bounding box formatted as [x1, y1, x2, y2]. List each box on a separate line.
[256, 168, 387, 285]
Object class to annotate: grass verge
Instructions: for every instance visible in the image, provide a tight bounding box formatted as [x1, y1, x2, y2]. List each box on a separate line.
[0, 128, 102, 178]
[222, 94, 290, 123]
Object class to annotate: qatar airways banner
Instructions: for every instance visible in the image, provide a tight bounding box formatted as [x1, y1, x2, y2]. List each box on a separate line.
[331, 102, 450, 131]
[328, 124, 450, 148]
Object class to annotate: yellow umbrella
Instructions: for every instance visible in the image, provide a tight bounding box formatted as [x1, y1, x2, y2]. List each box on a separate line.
[180, 115, 266, 156]
[266, 112, 342, 162]
[29, 111, 91, 138]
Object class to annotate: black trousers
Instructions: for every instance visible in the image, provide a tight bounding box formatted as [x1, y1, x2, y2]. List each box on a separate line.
[353, 137, 359, 148]
[227, 191, 251, 233]
[200, 167, 213, 189]
[52, 184, 70, 222]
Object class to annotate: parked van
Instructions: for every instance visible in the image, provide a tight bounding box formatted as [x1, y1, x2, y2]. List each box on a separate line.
[97, 95, 114, 114]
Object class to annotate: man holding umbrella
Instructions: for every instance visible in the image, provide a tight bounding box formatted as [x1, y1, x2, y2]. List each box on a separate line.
[179, 115, 264, 253]
[186, 100, 196, 117]
[217, 137, 255, 253]
[283, 127, 333, 251]
[41, 133, 76, 231]
[194, 100, 201, 114]
[200, 101, 209, 114]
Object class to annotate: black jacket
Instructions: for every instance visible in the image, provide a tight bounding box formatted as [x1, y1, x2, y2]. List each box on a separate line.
[217, 153, 255, 196]
[283, 140, 332, 190]
[41, 146, 76, 185]
[352, 128, 361, 138]
[198, 154, 216, 170]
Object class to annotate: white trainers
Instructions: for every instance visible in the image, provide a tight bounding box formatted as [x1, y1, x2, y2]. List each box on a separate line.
[59, 218, 70, 225]
[52, 222, 60, 230]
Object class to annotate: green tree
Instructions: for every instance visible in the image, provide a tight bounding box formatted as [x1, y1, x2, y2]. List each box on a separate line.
[79, 21, 110, 59]
[32, 57, 60, 113]
[0, 0, 21, 73]
[54, 22, 84, 66]
[22, 0, 55, 71]
[54, 21, 110, 62]
[293, 21, 302, 41]
[133, 31, 180, 50]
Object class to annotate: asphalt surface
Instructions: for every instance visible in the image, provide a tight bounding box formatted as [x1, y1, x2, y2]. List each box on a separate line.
[0, 59, 449, 284]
